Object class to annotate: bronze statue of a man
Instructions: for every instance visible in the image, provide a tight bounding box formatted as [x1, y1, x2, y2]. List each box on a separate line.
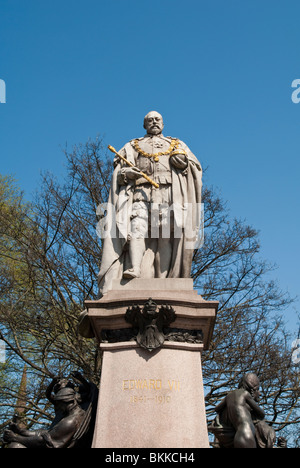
[98, 111, 202, 294]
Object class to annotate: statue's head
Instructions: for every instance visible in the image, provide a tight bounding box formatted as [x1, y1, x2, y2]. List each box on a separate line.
[143, 111, 164, 135]
[53, 387, 77, 404]
[239, 373, 261, 401]
[143, 298, 158, 318]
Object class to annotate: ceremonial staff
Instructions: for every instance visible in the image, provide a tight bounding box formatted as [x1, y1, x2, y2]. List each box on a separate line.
[108, 145, 159, 189]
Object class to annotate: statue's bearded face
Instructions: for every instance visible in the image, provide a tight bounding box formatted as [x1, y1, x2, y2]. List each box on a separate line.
[144, 111, 164, 135]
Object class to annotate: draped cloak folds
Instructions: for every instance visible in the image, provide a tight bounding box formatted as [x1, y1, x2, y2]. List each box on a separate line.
[97, 138, 202, 295]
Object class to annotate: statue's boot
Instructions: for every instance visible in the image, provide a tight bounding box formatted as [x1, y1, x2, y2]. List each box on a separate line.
[123, 238, 144, 279]
[123, 267, 141, 279]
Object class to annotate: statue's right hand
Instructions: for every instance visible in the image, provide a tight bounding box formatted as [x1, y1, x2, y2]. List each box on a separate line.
[124, 167, 141, 180]
[3, 429, 18, 442]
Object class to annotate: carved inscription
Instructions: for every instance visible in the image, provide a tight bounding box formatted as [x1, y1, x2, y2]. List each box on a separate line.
[122, 378, 180, 404]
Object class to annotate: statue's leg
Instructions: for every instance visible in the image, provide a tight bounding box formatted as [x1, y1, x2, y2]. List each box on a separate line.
[155, 200, 173, 278]
[7, 442, 27, 448]
[123, 238, 146, 278]
[156, 238, 172, 278]
[123, 202, 148, 279]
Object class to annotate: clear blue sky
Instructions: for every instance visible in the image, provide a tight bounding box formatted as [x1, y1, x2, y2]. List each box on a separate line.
[0, 0, 299, 332]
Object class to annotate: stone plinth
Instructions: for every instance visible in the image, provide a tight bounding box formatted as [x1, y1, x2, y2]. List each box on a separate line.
[85, 279, 218, 350]
[92, 342, 208, 448]
[85, 279, 218, 448]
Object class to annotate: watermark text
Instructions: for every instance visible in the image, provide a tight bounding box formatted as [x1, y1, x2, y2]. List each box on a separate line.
[0, 79, 6, 103]
[292, 339, 300, 365]
[291, 79, 300, 103]
[96, 202, 204, 250]
[0, 340, 6, 363]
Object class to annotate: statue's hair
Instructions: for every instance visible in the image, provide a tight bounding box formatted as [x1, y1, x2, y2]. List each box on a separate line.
[238, 373, 260, 392]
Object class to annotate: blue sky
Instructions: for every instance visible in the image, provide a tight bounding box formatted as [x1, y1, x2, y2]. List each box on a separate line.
[0, 0, 299, 331]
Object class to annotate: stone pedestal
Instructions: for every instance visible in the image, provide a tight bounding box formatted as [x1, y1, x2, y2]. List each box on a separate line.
[85, 279, 218, 448]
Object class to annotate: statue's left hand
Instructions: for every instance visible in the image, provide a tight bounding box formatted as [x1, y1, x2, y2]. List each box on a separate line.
[170, 154, 188, 170]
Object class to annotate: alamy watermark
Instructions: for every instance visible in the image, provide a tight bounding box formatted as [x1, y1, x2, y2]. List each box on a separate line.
[292, 339, 300, 366]
[96, 202, 204, 250]
[291, 79, 300, 103]
[0, 79, 6, 103]
[0, 340, 6, 363]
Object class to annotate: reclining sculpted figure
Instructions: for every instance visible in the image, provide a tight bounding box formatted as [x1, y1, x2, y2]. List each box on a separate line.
[3, 372, 98, 449]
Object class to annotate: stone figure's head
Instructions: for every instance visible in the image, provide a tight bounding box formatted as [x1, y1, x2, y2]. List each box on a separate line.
[143, 298, 158, 318]
[144, 111, 164, 135]
[239, 373, 261, 401]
